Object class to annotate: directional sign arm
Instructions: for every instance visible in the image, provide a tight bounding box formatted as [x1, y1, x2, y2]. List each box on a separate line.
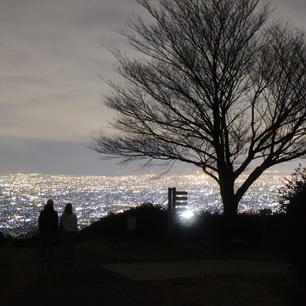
[175, 196, 188, 201]
[175, 202, 188, 206]
[175, 191, 188, 195]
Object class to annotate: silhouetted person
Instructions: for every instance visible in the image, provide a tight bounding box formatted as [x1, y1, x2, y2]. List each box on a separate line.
[38, 199, 58, 258]
[60, 203, 78, 259]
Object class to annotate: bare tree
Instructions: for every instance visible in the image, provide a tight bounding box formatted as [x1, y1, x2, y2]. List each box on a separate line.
[92, 0, 306, 218]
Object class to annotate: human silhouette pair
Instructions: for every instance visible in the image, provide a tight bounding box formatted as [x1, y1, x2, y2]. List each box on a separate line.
[38, 199, 78, 259]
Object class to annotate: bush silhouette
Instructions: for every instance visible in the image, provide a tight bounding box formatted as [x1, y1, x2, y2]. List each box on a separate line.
[280, 167, 306, 283]
[78, 203, 167, 242]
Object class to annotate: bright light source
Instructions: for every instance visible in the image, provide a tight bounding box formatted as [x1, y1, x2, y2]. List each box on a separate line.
[180, 210, 194, 220]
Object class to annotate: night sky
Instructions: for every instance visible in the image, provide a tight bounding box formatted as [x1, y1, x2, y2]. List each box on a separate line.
[0, 0, 305, 176]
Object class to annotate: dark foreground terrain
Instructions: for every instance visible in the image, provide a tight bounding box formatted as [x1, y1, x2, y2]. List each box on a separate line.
[0, 208, 305, 306]
[0, 238, 304, 306]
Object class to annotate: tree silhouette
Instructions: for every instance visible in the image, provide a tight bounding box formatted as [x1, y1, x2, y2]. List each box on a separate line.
[92, 0, 306, 218]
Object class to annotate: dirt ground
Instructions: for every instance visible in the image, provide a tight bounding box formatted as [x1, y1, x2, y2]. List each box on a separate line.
[0, 239, 304, 306]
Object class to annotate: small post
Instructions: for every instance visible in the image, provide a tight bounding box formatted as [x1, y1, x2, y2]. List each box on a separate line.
[167, 187, 173, 211]
[126, 213, 136, 240]
[127, 214, 136, 232]
[168, 187, 176, 236]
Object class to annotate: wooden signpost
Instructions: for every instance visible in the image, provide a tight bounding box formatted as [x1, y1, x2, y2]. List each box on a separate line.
[167, 187, 188, 235]
[168, 187, 188, 209]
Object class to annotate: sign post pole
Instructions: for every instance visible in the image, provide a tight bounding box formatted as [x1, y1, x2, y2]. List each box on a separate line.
[167, 187, 175, 237]
[168, 187, 188, 237]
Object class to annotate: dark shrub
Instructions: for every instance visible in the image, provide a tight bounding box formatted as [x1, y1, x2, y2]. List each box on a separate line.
[12, 232, 40, 248]
[128, 203, 168, 239]
[0, 232, 5, 247]
[279, 166, 306, 283]
[78, 203, 167, 242]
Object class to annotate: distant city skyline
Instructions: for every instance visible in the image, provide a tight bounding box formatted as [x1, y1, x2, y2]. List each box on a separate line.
[0, 0, 305, 176]
[0, 171, 286, 235]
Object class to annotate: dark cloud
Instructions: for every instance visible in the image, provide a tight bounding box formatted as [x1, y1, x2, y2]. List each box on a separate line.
[0, 137, 106, 175]
[270, 0, 306, 29]
[0, 136, 198, 176]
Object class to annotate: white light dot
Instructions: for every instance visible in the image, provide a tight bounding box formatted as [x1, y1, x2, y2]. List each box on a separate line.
[181, 210, 194, 219]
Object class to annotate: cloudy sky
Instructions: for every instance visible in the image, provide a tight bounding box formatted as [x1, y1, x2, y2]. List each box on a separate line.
[0, 0, 305, 176]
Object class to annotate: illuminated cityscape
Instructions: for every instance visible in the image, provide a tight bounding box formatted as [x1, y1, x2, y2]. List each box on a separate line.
[0, 171, 288, 236]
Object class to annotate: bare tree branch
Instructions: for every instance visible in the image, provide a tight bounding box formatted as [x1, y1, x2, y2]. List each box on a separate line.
[92, 0, 306, 218]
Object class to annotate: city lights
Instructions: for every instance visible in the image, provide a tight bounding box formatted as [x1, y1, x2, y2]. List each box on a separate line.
[0, 172, 287, 236]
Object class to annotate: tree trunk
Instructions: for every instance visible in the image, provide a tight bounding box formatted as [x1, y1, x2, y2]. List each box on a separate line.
[223, 198, 238, 219]
[219, 177, 238, 218]
[219, 176, 239, 240]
